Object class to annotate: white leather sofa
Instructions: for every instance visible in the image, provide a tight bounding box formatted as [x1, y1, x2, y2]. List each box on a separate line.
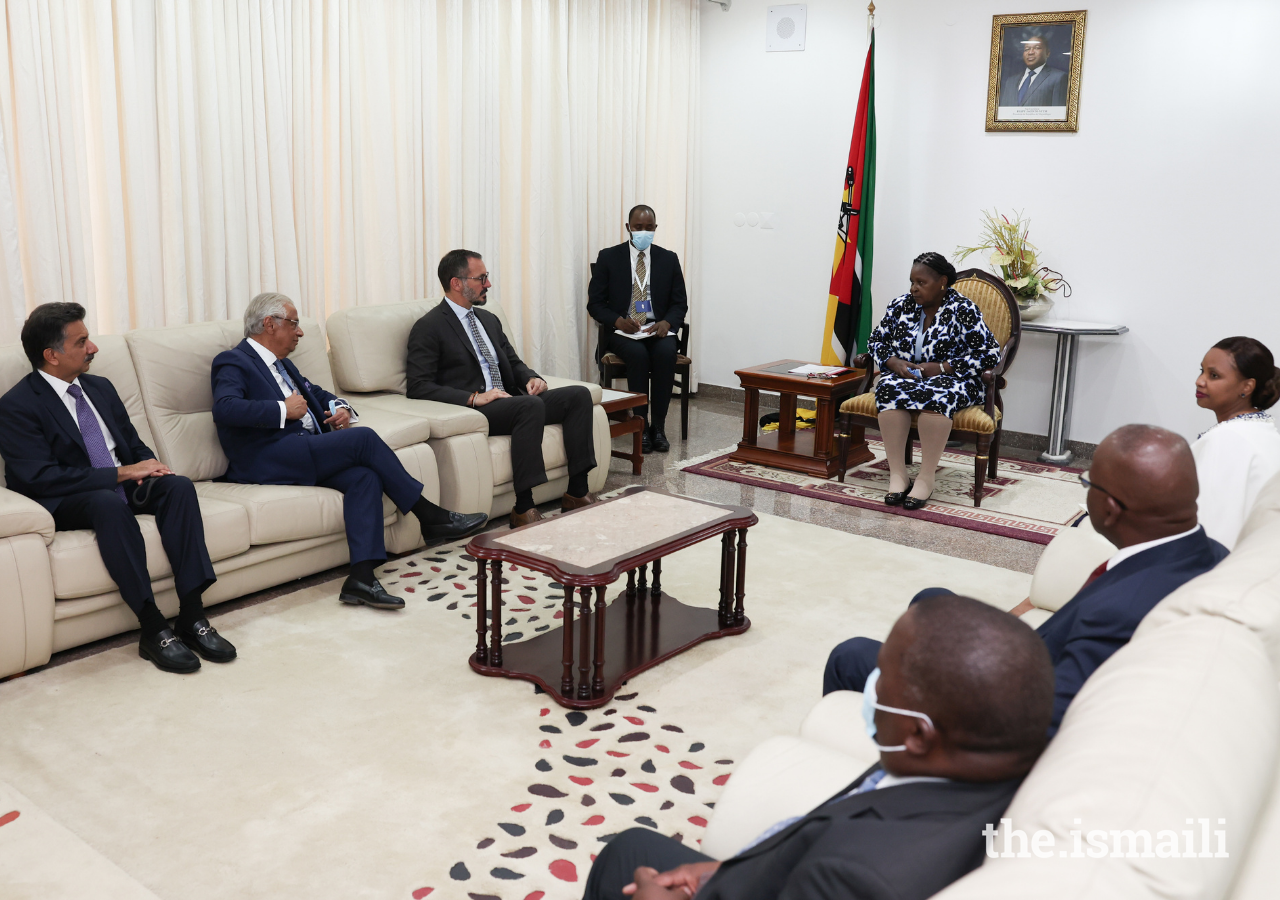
[325, 298, 610, 518]
[702, 473, 1280, 899]
[0, 303, 607, 680]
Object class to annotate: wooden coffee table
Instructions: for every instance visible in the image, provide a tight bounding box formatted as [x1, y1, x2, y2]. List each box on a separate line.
[601, 389, 648, 475]
[730, 359, 873, 479]
[466, 487, 757, 708]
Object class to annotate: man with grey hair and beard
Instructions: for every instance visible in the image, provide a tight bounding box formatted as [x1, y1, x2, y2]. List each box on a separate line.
[212, 292, 487, 610]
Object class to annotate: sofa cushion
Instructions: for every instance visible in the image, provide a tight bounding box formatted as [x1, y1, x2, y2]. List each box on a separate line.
[346, 409, 432, 451]
[196, 482, 397, 546]
[1028, 517, 1116, 612]
[935, 615, 1279, 900]
[126, 317, 332, 483]
[48, 497, 250, 599]
[327, 300, 433, 393]
[0, 487, 55, 545]
[353, 393, 488, 440]
[488, 424, 567, 488]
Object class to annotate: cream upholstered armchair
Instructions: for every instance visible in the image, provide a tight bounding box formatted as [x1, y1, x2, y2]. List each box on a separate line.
[836, 269, 1021, 507]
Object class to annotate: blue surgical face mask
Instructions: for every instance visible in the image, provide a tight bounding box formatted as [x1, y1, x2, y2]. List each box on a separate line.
[862, 667, 935, 753]
[629, 229, 655, 251]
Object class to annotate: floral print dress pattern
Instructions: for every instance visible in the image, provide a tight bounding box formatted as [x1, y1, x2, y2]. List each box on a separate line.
[868, 288, 1002, 418]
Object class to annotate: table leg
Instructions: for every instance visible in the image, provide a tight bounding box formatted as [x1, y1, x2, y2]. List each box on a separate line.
[719, 531, 736, 627]
[631, 415, 643, 474]
[475, 559, 489, 663]
[741, 388, 760, 445]
[651, 558, 662, 596]
[735, 528, 748, 626]
[778, 392, 797, 439]
[592, 585, 606, 695]
[813, 397, 833, 456]
[1040, 333, 1080, 465]
[489, 560, 504, 667]
[638, 564, 648, 597]
[627, 569, 636, 599]
[560, 583, 575, 696]
[577, 586, 592, 700]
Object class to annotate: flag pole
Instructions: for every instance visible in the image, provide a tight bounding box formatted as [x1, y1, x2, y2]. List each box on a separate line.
[867, 1, 875, 38]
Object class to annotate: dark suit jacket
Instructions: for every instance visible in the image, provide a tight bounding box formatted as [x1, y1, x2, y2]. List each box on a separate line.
[210, 340, 342, 485]
[701, 765, 1022, 900]
[1037, 527, 1228, 734]
[405, 300, 540, 405]
[586, 242, 688, 361]
[1000, 65, 1067, 106]
[0, 372, 154, 513]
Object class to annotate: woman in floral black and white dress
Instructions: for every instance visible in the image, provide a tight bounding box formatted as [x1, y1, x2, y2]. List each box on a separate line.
[867, 252, 1001, 509]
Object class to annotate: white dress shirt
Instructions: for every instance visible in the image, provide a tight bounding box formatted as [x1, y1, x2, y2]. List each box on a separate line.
[247, 338, 318, 432]
[1017, 62, 1046, 93]
[37, 368, 120, 466]
[445, 298, 501, 392]
[1105, 524, 1203, 571]
[628, 240, 654, 322]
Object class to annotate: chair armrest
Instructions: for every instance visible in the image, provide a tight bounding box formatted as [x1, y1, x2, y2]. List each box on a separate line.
[0, 487, 55, 545]
[542, 376, 603, 405]
[851, 353, 875, 395]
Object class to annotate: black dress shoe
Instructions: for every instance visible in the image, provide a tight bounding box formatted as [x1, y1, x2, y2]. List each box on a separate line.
[649, 427, 670, 453]
[177, 618, 237, 662]
[339, 576, 405, 610]
[139, 629, 201, 673]
[641, 429, 653, 454]
[903, 493, 931, 511]
[421, 510, 488, 542]
[884, 480, 915, 506]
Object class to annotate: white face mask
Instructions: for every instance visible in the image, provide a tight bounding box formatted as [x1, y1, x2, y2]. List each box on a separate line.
[861, 667, 935, 753]
[629, 228, 655, 251]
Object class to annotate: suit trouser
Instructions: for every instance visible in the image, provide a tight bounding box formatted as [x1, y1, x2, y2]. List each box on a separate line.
[584, 827, 714, 900]
[823, 587, 955, 694]
[478, 386, 597, 494]
[51, 475, 216, 618]
[604, 333, 679, 426]
[303, 427, 425, 566]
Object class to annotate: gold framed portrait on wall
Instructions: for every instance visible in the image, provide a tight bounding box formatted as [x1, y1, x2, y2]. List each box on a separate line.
[985, 10, 1087, 132]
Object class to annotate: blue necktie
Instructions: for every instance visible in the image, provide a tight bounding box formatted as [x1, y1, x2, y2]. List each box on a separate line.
[274, 360, 317, 433]
[1018, 69, 1036, 104]
[854, 768, 887, 793]
[66, 384, 127, 504]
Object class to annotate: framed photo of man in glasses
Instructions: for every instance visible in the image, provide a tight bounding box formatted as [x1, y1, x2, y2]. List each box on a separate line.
[985, 10, 1087, 132]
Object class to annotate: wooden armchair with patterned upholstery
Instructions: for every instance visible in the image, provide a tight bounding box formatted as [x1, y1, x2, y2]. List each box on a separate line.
[835, 269, 1022, 507]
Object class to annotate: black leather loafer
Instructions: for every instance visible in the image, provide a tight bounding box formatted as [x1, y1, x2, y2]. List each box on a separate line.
[139, 629, 201, 673]
[641, 430, 653, 454]
[339, 576, 405, 610]
[884, 480, 915, 506]
[177, 618, 237, 663]
[649, 428, 670, 453]
[421, 511, 488, 542]
[903, 493, 931, 511]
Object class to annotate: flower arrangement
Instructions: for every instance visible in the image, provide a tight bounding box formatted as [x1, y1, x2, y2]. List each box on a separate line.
[953, 210, 1071, 310]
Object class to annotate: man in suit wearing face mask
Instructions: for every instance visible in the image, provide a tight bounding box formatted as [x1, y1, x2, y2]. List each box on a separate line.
[582, 594, 1054, 900]
[587, 205, 688, 453]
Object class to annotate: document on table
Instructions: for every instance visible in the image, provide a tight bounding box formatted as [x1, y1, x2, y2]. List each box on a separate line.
[787, 364, 849, 375]
[614, 326, 657, 340]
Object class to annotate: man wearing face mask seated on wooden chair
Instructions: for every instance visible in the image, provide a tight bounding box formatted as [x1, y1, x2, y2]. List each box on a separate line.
[582, 593, 1054, 900]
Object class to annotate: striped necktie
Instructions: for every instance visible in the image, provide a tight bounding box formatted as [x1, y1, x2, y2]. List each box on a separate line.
[629, 251, 648, 326]
[66, 384, 127, 504]
[465, 310, 506, 392]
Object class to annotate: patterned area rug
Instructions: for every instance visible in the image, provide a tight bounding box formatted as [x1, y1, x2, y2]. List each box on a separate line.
[376, 543, 736, 899]
[683, 441, 1085, 544]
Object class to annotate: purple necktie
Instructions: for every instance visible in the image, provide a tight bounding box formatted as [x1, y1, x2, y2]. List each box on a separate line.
[66, 383, 127, 504]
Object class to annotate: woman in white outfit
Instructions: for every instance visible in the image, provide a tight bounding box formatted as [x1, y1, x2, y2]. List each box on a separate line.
[1191, 336, 1280, 549]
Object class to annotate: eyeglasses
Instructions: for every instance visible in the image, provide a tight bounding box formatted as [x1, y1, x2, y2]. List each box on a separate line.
[1079, 471, 1127, 511]
[270, 315, 301, 328]
[459, 274, 491, 285]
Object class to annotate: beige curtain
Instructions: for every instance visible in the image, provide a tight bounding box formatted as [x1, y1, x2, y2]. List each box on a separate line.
[0, 0, 699, 380]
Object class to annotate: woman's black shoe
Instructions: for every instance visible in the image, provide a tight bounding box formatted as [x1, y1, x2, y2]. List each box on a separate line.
[884, 480, 914, 506]
[903, 493, 931, 511]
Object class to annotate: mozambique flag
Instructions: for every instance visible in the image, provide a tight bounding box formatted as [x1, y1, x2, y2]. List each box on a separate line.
[821, 31, 876, 366]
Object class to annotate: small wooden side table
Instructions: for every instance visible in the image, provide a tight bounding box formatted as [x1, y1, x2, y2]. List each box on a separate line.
[730, 359, 872, 479]
[602, 389, 648, 475]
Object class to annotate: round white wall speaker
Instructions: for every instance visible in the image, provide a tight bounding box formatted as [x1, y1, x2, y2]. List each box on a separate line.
[776, 17, 795, 39]
[734, 213, 746, 227]
[747, 212, 760, 227]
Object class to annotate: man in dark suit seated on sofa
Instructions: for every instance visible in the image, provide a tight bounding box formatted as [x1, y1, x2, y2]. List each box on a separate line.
[0, 302, 234, 673]
[584, 593, 1054, 900]
[406, 249, 598, 529]
[825, 424, 1228, 735]
[586, 204, 688, 453]
[211, 293, 487, 611]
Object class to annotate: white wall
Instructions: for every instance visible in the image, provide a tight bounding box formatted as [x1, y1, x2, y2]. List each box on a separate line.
[697, 0, 1280, 444]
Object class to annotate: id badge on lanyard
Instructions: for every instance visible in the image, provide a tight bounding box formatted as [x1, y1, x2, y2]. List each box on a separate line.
[634, 276, 653, 317]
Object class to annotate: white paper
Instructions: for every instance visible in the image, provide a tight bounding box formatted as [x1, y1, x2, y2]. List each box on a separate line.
[787, 364, 846, 375]
[614, 326, 657, 341]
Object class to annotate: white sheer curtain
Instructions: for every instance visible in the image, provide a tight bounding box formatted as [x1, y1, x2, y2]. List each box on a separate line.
[0, 0, 699, 379]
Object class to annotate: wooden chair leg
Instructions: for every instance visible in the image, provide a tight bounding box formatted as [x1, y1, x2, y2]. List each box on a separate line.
[837, 413, 850, 483]
[988, 427, 1001, 479]
[680, 370, 689, 440]
[904, 434, 913, 466]
[974, 433, 991, 507]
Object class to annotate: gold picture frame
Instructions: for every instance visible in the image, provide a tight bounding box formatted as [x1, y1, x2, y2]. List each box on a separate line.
[985, 10, 1087, 132]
